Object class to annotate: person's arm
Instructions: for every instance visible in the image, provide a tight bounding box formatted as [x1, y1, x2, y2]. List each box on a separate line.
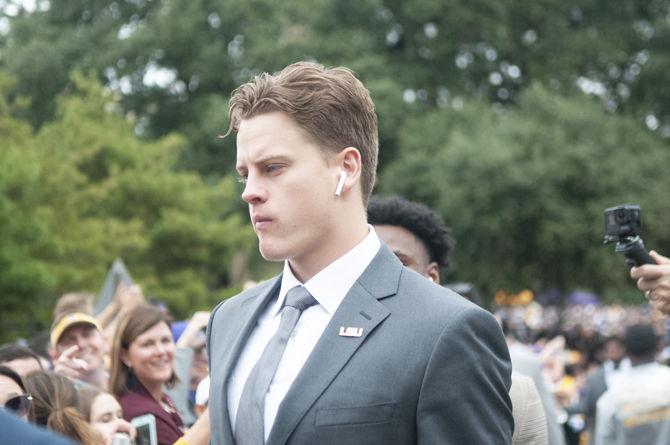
[631, 251, 670, 315]
[593, 392, 619, 445]
[166, 311, 210, 427]
[96, 299, 120, 329]
[165, 347, 196, 426]
[417, 307, 513, 443]
[100, 284, 145, 340]
[173, 408, 210, 445]
[176, 312, 210, 349]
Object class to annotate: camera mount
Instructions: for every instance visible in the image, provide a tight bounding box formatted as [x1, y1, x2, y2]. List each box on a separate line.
[603, 204, 653, 267]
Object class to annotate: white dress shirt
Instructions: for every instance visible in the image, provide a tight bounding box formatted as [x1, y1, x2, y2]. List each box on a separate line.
[227, 226, 381, 440]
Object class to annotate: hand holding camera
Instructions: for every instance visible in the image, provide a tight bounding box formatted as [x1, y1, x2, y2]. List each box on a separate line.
[631, 251, 670, 315]
[603, 204, 654, 267]
[604, 204, 670, 314]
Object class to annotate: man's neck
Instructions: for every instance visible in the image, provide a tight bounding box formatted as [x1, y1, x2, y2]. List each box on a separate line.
[289, 218, 369, 283]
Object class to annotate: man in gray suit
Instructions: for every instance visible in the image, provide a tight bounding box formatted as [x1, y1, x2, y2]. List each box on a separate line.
[207, 61, 513, 444]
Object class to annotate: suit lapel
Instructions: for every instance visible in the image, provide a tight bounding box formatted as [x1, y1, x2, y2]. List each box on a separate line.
[214, 277, 281, 444]
[266, 246, 402, 445]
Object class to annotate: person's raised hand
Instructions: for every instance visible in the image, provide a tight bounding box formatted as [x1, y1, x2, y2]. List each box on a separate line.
[115, 284, 145, 314]
[177, 311, 211, 349]
[631, 251, 670, 315]
[53, 345, 88, 379]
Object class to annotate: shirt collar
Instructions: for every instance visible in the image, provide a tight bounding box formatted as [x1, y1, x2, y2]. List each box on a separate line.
[271, 225, 381, 317]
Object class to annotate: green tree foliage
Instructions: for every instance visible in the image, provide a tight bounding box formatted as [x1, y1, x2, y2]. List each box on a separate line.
[0, 72, 255, 341]
[2, 0, 669, 175]
[0, 73, 57, 338]
[379, 85, 670, 301]
[1, 0, 670, 326]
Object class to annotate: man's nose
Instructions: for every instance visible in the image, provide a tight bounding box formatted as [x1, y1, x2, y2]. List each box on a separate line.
[241, 175, 266, 204]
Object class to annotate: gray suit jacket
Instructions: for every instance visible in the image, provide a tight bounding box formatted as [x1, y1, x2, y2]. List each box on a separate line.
[207, 246, 513, 444]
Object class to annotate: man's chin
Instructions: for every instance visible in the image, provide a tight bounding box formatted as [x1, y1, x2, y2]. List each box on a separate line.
[259, 253, 288, 263]
[258, 244, 288, 263]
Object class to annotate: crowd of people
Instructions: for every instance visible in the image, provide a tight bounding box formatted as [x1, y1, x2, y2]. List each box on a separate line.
[0, 285, 212, 445]
[496, 300, 669, 444]
[3, 284, 668, 444]
[3, 61, 670, 445]
[2, 207, 668, 445]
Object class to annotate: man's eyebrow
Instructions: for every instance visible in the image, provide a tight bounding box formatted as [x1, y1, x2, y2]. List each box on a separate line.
[238, 154, 290, 171]
[255, 154, 290, 164]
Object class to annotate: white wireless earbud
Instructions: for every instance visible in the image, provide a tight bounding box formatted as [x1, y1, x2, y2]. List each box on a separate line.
[335, 171, 347, 196]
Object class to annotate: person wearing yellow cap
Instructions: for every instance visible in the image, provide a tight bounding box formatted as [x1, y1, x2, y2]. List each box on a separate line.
[51, 312, 108, 389]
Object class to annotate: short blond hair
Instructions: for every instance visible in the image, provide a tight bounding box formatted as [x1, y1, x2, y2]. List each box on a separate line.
[227, 61, 379, 203]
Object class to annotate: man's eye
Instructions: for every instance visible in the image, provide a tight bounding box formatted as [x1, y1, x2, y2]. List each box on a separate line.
[266, 164, 283, 173]
[237, 176, 247, 184]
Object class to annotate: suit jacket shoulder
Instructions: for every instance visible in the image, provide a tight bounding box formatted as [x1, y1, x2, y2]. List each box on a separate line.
[360, 256, 515, 444]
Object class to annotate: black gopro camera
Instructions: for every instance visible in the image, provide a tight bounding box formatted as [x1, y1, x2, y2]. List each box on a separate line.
[603, 204, 654, 267]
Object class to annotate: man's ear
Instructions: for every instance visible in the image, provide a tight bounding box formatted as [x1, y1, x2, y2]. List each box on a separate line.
[334, 147, 362, 195]
[426, 262, 440, 284]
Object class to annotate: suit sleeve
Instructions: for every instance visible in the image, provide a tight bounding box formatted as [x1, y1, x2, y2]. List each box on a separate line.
[416, 306, 514, 444]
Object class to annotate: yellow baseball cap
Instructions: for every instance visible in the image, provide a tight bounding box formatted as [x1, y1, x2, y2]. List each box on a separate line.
[50, 312, 102, 347]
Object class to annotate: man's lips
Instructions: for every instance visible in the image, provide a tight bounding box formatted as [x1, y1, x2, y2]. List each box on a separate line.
[252, 215, 273, 230]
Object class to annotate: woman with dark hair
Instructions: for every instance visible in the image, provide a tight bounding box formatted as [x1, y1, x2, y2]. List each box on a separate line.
[109, 303, 183, 445]
[23, 370, 103, 444]
[0, 365, 32, 419]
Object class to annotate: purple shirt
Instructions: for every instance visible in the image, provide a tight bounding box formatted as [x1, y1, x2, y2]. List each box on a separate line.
[119, 382, 184, 445]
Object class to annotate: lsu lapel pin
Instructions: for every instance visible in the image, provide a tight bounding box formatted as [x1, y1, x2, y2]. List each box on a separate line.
[339, 326, 363, 337]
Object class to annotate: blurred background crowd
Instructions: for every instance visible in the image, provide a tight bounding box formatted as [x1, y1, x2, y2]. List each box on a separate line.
[495, 298, 669, 444]
[1, 271, 668, 444]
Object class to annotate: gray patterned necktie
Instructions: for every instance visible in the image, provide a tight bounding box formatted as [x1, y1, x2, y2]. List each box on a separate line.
[234, 286, 318, 444]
